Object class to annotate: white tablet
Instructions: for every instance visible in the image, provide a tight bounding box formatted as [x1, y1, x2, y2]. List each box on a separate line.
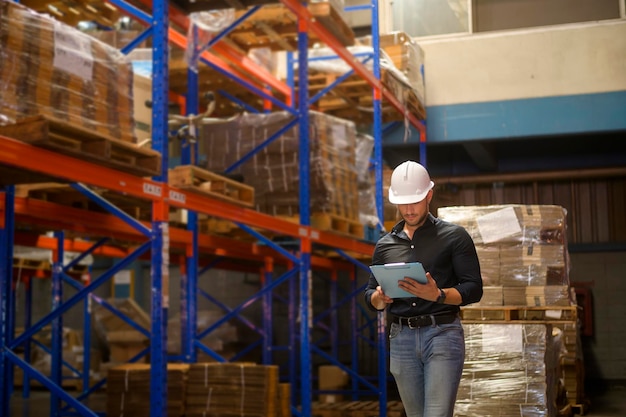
[369, 262, 428, 299]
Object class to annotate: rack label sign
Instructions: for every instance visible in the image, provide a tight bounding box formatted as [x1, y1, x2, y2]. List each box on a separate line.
[169, 190, 186, 204]
[143, 182, 162, 197]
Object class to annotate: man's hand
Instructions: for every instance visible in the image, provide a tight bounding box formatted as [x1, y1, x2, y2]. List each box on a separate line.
[371, 285, 393, 310]
[398, 272, 440, 302]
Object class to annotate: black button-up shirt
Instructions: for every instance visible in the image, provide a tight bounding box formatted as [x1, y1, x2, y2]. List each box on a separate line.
[365, 213, 483, 317]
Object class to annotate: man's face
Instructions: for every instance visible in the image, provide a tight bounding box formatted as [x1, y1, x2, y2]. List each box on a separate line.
[397, 197, 429, 229]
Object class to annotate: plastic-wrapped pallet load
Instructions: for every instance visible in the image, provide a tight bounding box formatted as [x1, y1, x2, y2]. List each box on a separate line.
[438, 204, 571, 307]
[455, 323, 563, 417]
[199, 111, 360, 222]
[0, 1, 136, 143]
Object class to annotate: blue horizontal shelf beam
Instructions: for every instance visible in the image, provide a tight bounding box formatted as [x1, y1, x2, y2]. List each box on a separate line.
[223, 118, 299, 175]
[313, 283, 368, 325]
[196, 6, 262, 56]
[199, 56, 295, 114]
[344, 5, 370, 12]
[70, 183, 151, 237]
[229, 339, 263, 362]
[10, 241, 151, 350]
[5, 350, 98, 417]
[199, 288, 265, 336]
[217, 90, 260, 113]
[62, 237, 109, 272]
[194, 339, 225, 362]
[196, 267, 298, 340]
[120, 26, 154, 55]
[331, 248, 370, 272]
[311, 345, 378, 393]
[235, 222, 301, 264]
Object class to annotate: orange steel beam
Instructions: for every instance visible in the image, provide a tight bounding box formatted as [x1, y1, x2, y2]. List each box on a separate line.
[14, 233, 134, 259]
[0, 136, 374, 256]
[279, 0, 426, 140]
[6, 197, 361, 270]
[128, 0, 291, 100]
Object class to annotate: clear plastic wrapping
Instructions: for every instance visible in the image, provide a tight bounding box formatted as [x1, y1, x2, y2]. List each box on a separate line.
[198, 111, 360, 219]
[185, 10, 235, 73]
[355, 132, 378, 227]
[438, 205, 571, 306]
[456, 323, 562, 417]
[0, 1, 136, 143]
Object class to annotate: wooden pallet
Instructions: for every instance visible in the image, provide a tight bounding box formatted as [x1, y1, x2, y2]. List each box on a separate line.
[312, 400, 405, 417]
[460, 305, 578, 322]
[0, 115, 161, 177]
[168, 165, 255, 208]
[277, 212, 364, 239]
[15, 182, 153, 221]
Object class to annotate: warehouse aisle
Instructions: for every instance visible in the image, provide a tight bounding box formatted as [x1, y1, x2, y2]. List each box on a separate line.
[8, 383, 626, 416]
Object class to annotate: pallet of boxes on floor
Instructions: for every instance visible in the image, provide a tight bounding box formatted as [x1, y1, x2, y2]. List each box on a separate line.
[438, 204, 585, 416]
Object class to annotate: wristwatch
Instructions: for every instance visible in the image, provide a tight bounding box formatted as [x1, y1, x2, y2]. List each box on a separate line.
[436, 288, 446, 304]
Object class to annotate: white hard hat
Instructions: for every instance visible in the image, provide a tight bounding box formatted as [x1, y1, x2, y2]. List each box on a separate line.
[388, 161, 434, 204]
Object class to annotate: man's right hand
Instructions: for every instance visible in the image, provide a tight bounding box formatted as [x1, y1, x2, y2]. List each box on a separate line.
[371, 285, 393, 310]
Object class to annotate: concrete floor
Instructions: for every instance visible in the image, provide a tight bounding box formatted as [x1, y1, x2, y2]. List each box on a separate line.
[7, 383, 626, 416]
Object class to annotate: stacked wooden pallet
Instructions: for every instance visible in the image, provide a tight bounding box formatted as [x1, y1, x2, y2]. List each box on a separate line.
[0, 115, 161, 178]
[169, 165, 255, 208]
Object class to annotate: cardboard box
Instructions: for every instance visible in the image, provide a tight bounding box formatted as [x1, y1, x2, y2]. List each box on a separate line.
[318, 365, 349, 403]
[133, 73, 152, 145]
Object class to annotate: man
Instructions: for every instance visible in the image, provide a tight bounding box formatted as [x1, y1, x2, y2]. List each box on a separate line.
[364, 160, 483, 417]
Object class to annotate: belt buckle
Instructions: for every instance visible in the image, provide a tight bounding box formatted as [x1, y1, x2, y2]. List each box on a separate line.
[407, 316, 421, 329]
[407, 315, 434, 328]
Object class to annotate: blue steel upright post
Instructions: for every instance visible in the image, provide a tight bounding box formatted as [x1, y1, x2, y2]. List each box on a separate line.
[0, 186, 15, 417]
[181, 26, 200, 365]
[150, 0, 170, 414]
[296, 14, 313, 417]
[50, 231, 64, 415]
[370, 1, 389, 415]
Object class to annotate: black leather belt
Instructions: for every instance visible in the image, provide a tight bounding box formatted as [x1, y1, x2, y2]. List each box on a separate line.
[392, 313, 457, 329]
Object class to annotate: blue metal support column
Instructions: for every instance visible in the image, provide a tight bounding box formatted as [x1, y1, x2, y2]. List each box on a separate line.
[262, 258, 274, 365]
[181, 38, 200, 365]
[50, 231, 64, 416]
[287, 261, 298, 409]
[350, 266, 359, 401]
[0, 186, 15, 416]
[330, 270, 339, 359]
[296, 14, 313, 417]
[151, 0, 170, 413]
[22, 276, 32, 399]
[370, 0, 389, 414]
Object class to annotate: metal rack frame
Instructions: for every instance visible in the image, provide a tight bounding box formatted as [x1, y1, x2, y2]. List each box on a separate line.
[0, 0, 426, 416]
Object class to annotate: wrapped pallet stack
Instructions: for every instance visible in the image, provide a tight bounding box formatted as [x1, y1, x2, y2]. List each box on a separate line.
[438, 204, 571, 309]
[455, 323, 562, 417]
[438, 204, 584, 412]
[0, 1, 136, 143]
[200, 111, 362, 233]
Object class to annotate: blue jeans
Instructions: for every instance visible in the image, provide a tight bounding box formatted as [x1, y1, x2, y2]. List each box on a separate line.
[389, 317, 465, 417]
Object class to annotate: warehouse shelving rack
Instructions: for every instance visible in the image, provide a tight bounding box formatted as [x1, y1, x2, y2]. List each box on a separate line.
[0, 0, 427, 416]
